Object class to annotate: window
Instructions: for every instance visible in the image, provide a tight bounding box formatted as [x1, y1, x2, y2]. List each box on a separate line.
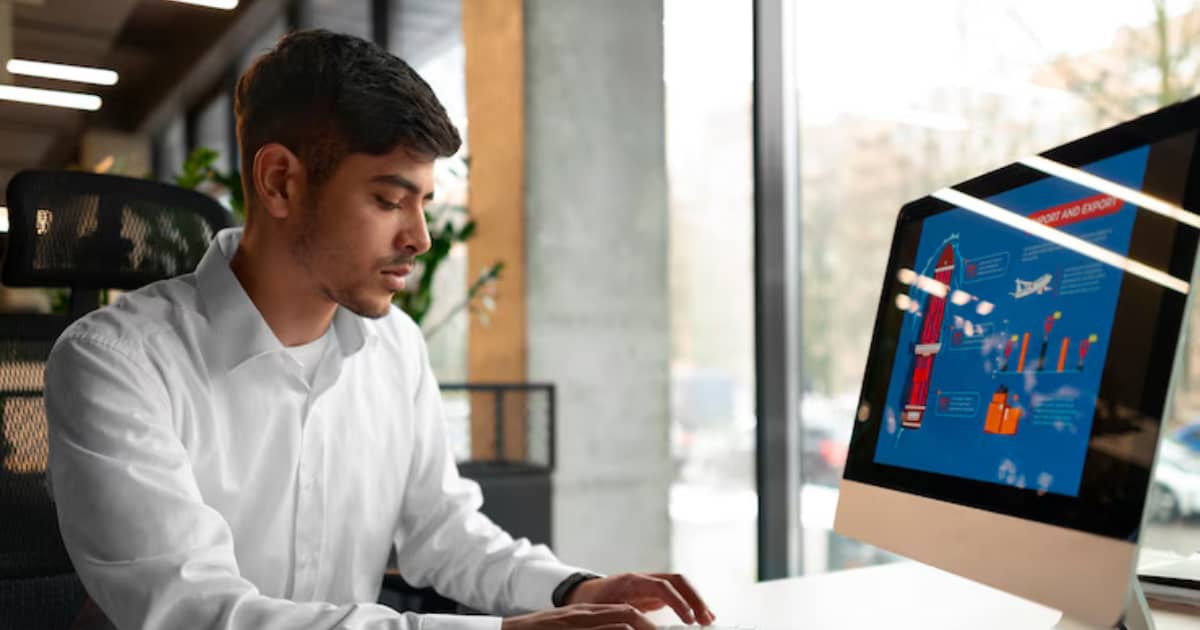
[386, 0, 469, 381]
[790, 0, 1200, 572]
[665, 0, 756, 589]
[193, 91, 233, 175]
[153, 114, 187, 183]
[305, 0, 370, 40]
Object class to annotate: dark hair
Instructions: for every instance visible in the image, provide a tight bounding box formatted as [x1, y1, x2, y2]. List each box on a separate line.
[235, 29, 461, 208]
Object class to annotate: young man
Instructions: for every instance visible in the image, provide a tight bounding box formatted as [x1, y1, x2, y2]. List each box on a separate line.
[45, 30, 715, 630]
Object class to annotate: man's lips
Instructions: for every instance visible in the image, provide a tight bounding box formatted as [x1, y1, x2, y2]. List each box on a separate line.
[381, 265, 413, 277]
[381, 265, 413, 290]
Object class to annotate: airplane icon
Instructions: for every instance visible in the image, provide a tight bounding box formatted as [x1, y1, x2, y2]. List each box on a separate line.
[1010, 273, 1053, 299]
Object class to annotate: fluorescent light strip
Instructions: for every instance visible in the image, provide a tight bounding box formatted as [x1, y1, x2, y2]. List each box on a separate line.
[0, 84, 100, 110]
[0, 206, 7, 233]
[166, 0, 238, 9]
[932, 187, 1190, 295]
[6, 59, 118, 86]
[1019, 155, 1200, 231]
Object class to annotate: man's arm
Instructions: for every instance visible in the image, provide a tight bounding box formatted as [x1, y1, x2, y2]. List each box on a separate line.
[44, 334, 431, 630]
[391, 331, 714, 629]
[391, 336, 586, 615]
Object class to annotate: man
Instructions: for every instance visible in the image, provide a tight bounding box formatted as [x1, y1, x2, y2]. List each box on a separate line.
[44, 29, 715, 630]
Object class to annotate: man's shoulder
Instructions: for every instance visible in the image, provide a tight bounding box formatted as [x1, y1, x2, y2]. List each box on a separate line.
[54, 274, 201, 357]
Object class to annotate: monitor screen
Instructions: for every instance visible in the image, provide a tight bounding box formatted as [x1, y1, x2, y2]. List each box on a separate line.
[875, 146, 1149, 498]
[841, 100, 1200, 541]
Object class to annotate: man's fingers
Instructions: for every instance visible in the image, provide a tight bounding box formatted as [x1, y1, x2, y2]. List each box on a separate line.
[585, 604, 657, 630]
[629, 597, 667, 612]
[568, 603, 624, 612]
[632, 576, 694, 624]
[653, 574, 715, 624]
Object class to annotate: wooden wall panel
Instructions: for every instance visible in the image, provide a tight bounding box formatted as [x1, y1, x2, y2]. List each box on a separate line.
[463, 0, 526, 461]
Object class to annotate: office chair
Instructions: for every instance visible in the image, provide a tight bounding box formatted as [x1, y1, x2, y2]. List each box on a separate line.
[0, 170, 546, 625]
[0, 170, 231, 630]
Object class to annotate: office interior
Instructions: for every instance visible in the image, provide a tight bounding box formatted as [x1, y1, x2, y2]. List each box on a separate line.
[0, 0, 1198, 627]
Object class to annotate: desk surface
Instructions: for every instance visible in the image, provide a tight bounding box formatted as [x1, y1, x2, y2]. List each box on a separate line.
[662, 562, 1200, 630]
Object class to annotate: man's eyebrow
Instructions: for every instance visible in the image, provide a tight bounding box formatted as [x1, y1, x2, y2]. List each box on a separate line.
[369, 174, 435, 201]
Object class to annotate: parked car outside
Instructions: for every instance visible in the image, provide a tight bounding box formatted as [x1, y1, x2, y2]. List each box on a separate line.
[1147, 438, 1200, 522]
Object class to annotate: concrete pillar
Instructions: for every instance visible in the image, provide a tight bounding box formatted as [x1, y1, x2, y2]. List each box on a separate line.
[525, 0, 670, 573]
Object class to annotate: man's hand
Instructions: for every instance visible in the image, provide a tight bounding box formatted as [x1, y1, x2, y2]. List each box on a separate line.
[567, 573, 715, 626]
[502, 603, 659, 630]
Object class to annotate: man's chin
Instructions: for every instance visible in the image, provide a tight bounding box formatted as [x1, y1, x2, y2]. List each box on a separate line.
[359, 299, 393, 320]
[335, 292, 393, 320]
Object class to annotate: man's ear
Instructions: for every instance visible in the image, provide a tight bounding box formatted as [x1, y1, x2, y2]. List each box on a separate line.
[252, 143, 305, 220]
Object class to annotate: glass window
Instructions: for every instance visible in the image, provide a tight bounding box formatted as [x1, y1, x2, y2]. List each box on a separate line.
[191, 91, 235, 210]
[154, 114, 187, 183]
[388, 0, 470, 383]
[665, 0, 756, 590]
[390, 0, 462, 72]
[194, 91, 232, 175]
[240, 15, 288, 74]
[306, 0, 370, 40]
[791, 0, 1200, 573]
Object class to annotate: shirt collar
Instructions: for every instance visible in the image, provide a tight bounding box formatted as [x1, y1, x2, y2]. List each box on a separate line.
[194, 227, 377, 371]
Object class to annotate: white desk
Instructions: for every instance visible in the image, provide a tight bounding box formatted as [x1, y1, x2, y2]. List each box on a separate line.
[661, 562, 1200, 629]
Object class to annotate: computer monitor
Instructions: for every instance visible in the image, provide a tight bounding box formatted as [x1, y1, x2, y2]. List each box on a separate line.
[834, 96, 1200, 629]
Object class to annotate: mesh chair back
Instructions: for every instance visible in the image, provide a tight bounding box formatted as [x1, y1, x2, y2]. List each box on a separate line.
[0, 331, 67, 579]
[0, 319, 82, 630]
[3, 170, 231, 289]
[0, 171, 230, 629]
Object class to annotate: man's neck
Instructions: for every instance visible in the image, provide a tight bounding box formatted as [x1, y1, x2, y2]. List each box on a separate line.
[228, 230, 335, 347]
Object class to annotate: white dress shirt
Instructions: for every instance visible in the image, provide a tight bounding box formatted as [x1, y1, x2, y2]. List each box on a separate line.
[44, 227, 582, 630]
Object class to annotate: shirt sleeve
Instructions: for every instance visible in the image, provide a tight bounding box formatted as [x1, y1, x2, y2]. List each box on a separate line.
[45, 333, 495, 630]
[391, 331, 589, 615]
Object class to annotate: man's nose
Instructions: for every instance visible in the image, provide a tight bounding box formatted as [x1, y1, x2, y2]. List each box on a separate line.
[398, 219, 432, 257]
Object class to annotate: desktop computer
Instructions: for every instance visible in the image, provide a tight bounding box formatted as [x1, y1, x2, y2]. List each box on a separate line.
[834, 96, 1200, 629]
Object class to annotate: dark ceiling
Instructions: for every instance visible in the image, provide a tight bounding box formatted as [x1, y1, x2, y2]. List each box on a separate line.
[0, 0, 461, 191]
[2, 0, 269, 187]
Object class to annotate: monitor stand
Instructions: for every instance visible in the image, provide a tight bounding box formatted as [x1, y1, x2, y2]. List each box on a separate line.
[1053, 580, 1153, 630]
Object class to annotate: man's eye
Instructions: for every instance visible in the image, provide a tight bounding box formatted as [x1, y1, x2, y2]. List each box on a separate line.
[376, 195, 402, 210]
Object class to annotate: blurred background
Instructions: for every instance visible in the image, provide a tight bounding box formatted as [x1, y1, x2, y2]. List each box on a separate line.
[0, 0, 1197, 600]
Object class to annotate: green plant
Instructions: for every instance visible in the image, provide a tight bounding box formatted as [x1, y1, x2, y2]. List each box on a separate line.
[174, 147, 501, 334]
[393, 201, 504, 334]
[174, 147, 246, 224]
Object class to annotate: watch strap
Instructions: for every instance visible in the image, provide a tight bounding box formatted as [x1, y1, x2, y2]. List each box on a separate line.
[552, 571, 602, 607]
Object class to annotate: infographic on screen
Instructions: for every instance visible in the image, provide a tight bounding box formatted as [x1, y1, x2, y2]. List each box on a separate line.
[874, 146, 1150, 497]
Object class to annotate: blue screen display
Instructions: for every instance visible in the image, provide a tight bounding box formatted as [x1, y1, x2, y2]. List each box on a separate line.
[874, 146, 1150, 497]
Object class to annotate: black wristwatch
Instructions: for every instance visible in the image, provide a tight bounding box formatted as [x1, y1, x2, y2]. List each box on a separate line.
[552, 572, 602, 607]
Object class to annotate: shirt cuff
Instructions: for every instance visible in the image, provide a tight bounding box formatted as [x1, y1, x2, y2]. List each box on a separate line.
[419, 613, 503, 630]
[511, 560, 595, 612]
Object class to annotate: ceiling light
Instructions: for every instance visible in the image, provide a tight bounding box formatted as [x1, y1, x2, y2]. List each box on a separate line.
[6, 59, 118, 86]
[166, 0, 239, 9]
[0, 84, 101, 111]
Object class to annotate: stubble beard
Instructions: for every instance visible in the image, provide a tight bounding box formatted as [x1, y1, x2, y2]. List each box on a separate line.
[291, 196, 393, 321]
